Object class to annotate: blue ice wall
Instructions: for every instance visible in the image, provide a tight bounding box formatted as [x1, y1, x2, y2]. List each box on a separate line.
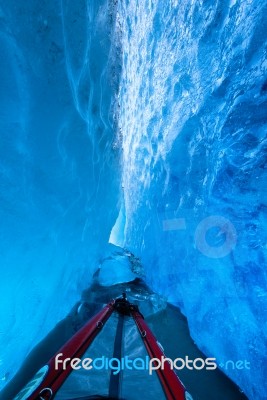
[0, 0, 121, 387]
[0, 0, 266, 399]
[114, 1, 267, 399]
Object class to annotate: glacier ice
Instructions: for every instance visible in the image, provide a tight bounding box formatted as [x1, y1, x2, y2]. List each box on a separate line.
[0, 0, 121, 390]
[0, 0, 266, 399]
[114, 0, 267, 399]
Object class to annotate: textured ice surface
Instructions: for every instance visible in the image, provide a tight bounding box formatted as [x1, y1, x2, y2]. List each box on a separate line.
[113, 1, 267, 399]
[0, 0, 121, 389]
[0, 0, 266, 399]
[98, 244, 138, 286]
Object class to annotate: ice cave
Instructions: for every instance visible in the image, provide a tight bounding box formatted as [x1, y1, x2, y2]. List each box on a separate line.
[0, 1, 266, 399]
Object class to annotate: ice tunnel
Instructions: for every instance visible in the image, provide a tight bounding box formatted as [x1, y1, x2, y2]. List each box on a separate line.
[0, 1, 266, 399]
